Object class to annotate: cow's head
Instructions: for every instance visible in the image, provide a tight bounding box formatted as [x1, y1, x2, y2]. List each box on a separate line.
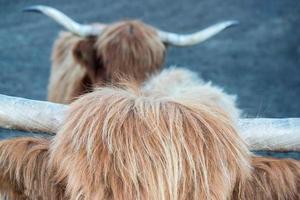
[24, 5, 238, 86]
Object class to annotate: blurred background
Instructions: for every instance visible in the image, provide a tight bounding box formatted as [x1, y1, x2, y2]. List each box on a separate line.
[0, 0, 299, 158]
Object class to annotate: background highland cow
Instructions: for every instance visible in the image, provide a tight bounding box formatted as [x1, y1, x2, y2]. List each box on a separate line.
[0, 0, 299, 162]
[20, 5, 237, 104]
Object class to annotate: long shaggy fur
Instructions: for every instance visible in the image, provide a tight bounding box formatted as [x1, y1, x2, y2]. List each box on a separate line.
[49, 68, 250, 199]
[49, 32, 86, 104]
[233, 156, 300, 200]
[0, 137, 64, 199]
[49, 20, 165, 104]
[0, 68, 299, 199]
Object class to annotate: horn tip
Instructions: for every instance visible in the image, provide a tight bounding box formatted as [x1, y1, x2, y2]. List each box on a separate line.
[226, 20, 240, 27]
[22, 5, 44, 13]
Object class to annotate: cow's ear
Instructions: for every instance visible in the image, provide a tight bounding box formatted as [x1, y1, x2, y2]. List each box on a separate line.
[73, 38, 98, 71]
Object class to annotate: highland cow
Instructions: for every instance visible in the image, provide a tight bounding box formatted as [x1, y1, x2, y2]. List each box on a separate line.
[0, 68, 299, 199]
[233, 156, 300, 200]
[24, 5, 238, 104]
[0, 68, 250, 199]
[0, 137, 64, 200]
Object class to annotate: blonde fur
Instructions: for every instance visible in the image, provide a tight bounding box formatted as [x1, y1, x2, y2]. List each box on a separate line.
[49, 32, 87, 103]
[233, 156, 300, 200]
[50, 68, 250, 199]
[0, 137, 65, 199]
[49, 20, 165, 104]
[0, 68, 299, 199]
[143, 67, 240, 121]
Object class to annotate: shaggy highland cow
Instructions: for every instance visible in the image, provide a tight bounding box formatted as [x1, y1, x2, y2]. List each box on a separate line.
[24, 5, 238, 104]
[0, 137, 64, 200]
[0, 68, 299, 199]
[233, 156, 300, 200]
[0, 68, 249, 199]
[0, 69, 300, 200]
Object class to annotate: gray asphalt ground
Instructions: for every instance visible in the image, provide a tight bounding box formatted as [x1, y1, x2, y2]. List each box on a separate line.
[0, 0, 299, 159]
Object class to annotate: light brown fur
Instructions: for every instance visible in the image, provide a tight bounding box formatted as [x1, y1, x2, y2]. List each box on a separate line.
[48, 32, 87, 104]
[0, 68, 299, 199]
[0, 137, 65, 200]
[125, 69, 300, 199]
[233, 156, 300, 200]
[49, 68, 250, 199]
[49, 20, 165, 104]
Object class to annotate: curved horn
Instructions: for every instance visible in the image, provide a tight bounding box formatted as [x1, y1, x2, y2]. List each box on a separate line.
[238, 118, 300, 152]
[157, 20, 239, 46]
[0, 94, 67, 134]
[0, 94, 299, 152]
[23, 5, 104, 37]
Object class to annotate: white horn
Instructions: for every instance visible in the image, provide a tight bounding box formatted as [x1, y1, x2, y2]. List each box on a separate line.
[0, 94, 67, 134]
[239, 118, 300, 152]
[0, 95, 299, 152]
[157, 20, 238, 46]
[23, 5, 105, 37]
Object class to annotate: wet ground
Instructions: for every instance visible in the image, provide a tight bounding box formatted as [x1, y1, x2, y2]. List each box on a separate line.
[0, 0, 299, 158]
